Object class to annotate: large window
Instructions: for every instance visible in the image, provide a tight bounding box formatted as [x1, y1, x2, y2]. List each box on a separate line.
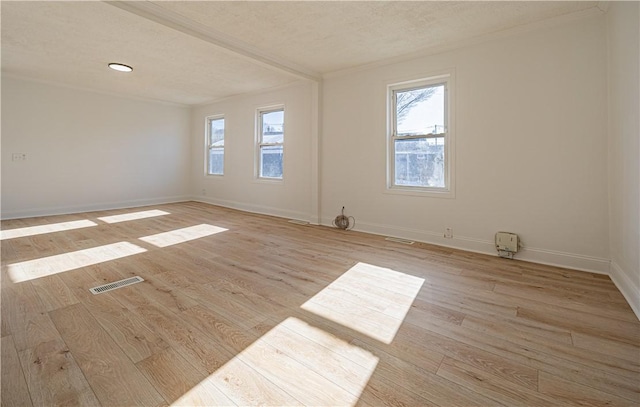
[257, 107, 284, 180]
[388, 75, 453, 195]
[206, 116, 225, 175]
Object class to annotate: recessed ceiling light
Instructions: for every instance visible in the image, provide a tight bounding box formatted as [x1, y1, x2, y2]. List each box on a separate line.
[108, 63, 133, 72]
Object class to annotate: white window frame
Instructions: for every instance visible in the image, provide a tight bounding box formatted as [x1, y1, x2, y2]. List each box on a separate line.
[256, 105, 285, 181]
[206, 115, 225, 176]
[387, 73, 455, 198]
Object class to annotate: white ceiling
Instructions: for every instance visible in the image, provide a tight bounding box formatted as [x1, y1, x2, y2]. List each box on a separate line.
[1, 1, 599, 106]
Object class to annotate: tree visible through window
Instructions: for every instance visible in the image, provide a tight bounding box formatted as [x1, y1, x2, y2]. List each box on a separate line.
[258, 108, 284, 179]
[390, 78, 449, 190]
[207, 116, 224, 175]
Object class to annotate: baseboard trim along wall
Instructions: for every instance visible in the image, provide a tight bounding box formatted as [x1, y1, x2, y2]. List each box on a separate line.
[193, 196, 312, 225]
[321, 217, 611, 275]
[1, 195, 192, 220]
[609, 261, 640, 320]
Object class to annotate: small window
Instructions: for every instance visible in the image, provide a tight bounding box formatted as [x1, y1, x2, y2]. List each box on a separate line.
[388, 75, 452, 195]
[207, 116, 224, 175]
[257, 107, 284, 180]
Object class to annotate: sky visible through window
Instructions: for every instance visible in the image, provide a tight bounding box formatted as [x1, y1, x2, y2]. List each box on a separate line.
[397, 85, 444, 135]
[262, 109, 284, 143]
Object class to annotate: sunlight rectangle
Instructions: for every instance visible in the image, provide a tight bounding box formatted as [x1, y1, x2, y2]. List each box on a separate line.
[0, 219, 97, 240]
[7, 242, 147, 283]
[139, 224, 227, 248]
[97, 209, 170, 224]
[301, 262, 424, 344]
[172, 317, 378, 406]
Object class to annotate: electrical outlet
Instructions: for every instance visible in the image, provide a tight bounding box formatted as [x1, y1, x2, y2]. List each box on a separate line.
[12, 153, 26, 161]
[444, 227, 453, 239]
[201, 188, 207, 196]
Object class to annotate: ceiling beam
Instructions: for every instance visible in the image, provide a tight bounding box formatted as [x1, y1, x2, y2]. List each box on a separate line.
[105, 1, 321, 82]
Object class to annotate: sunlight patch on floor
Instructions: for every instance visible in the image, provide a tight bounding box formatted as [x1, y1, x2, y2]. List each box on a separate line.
[139, 224, 227, 248]
[0, 219, 97, 240]
[97, 209, 170, 224]
[301, 262, 424, 344]
[172, 317, 378, 406]
[7, 242, 147, 283]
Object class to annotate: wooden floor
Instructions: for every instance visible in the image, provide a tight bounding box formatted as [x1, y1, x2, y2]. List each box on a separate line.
[1, 201, 639, 406]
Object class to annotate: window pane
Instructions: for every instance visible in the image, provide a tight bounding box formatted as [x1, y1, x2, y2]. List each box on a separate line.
[261, 110, 284, 144]
[210, 118, 225, 146]
[260, 145, 283, 179]
[394, 138, 444, 187]
[396, 85, 444, 136]
[208, 148, 224, 175]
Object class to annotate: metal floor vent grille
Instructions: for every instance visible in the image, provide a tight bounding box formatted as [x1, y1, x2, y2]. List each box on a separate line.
[288, 219, 309, 226]
[90, 276, 144, 295]
[385, 237, 415, 245]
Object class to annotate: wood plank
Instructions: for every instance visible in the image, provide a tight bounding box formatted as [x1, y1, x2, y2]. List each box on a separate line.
[463, 315, 640, 375]
[354, 339, 502, 407]
[180, 305, 258, 354]
[516, 306, 640, 346]
[136, 347, 209, 405]
[49, 303, 165, 407]
[252, 317, 379, 403]
[179, 282, 270, 330]
[200, 358, 303, 406]
[411, 311, 640, 402]
[495, 282, 638, 322]
[1, 283, 61, 352]
[30, 274, 79, 312]
[436, 356, 565, 407]
[459, 309, 573, 345]
[538, 371, 638, 407]
[122, 300, 233, 375]
[18, 339, 100, 406]
[571, 332, 640, 362]
[235, 334, 359, 406]
[1, 336, 33, 407]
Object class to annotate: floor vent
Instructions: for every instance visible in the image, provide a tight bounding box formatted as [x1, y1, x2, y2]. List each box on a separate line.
[385, 237, 415, 245]
[288, 219, 309, 226]
[89, 276, 144, 295]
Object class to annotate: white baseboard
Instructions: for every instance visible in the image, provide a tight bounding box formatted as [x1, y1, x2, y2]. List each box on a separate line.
[609, 261, 640, 320]
[1, 195, 192, 220]
[322, 217, 611, 275]
[193, 196, 312, 224]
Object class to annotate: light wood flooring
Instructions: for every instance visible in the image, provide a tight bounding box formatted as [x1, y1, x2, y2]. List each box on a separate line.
[1, 201, 639, 406]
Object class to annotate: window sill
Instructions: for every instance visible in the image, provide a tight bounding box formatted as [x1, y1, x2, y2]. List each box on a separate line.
[384, 186, 455, 199]
[253, 177, 284, 185]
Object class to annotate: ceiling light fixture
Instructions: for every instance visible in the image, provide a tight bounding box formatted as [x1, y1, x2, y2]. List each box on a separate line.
[108, 63, 133, 72]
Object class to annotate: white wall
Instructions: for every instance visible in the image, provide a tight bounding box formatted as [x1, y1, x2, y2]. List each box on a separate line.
[322, 14, 610, 272]
[1, 77, 191, 218]
[191, 81, 315, 221]
[607, 2, 640, 316]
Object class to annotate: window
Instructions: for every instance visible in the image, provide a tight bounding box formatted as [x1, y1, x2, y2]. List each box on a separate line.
[206, 116, 225, 175]
[388, 75, 453, 195]
[257, 107, 284, 179]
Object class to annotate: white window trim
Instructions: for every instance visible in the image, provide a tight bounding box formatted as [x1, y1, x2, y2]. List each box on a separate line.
[205, 114, 225, 176]
[255, 105, 285, 182]
[386, 72, 455, 199]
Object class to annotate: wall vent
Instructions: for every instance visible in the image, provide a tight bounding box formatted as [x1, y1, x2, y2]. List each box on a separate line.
[385, 237, 415, 245]
[90, 276, 144, 295]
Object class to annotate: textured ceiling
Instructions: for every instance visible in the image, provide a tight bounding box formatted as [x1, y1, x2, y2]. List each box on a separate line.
[1, 1, 599, 105]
